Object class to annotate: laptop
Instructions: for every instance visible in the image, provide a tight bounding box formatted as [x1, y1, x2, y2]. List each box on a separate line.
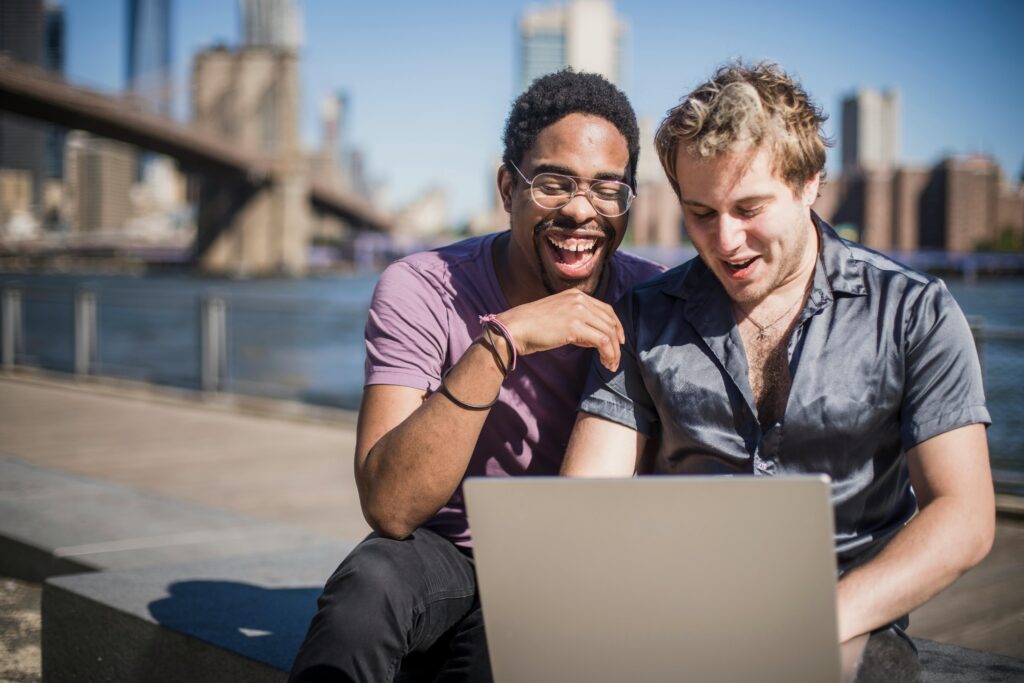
[463, 475, 842, 683]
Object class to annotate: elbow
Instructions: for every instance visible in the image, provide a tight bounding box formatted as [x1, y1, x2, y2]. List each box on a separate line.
[355, 466, 414, 540]
[948, 502, 995, 575]
[369, 517, 415, 541]
[966, 508, 995, 569]
[361, 497, 416, 541]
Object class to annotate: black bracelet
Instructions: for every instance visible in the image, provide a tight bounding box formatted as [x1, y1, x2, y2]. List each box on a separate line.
[481, 326, 509, 377]
[436, 366, 499, 411]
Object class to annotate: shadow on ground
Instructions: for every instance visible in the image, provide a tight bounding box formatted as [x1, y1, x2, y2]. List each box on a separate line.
[148, 581, 321, 671]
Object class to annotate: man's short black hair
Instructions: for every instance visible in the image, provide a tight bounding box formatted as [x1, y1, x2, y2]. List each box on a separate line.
[502, 69, 640, 188]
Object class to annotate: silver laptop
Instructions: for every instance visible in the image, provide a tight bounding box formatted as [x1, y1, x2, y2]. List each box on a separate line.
[464, 475, 841, 683]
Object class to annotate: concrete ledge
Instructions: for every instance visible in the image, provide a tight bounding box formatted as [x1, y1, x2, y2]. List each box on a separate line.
[41, 545, 1024, 683]
[0, 456, 341, 581]
[43, 545, 354, 682]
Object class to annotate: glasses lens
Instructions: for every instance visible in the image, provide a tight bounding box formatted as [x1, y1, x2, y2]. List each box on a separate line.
[589, 181, 631, 217]
[530, 173, 575, 209]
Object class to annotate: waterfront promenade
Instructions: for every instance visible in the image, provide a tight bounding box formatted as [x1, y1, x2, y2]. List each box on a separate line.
[1, 372, 1022, 669]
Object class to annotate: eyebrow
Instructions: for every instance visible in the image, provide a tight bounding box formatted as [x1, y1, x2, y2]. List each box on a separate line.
[681, 194, 775, 208]
[532, 163, 628, 183]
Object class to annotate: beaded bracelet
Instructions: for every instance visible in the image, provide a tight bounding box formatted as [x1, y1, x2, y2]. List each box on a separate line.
[436, 366, 499, 411]
[479, 314, 517, 373]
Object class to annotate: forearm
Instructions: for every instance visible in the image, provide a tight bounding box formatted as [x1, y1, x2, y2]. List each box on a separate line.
[357, 340, 507, 538]
[836, 493, 994, 641]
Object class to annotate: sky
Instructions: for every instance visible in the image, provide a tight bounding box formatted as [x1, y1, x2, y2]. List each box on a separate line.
[62, 0, 1024, 224]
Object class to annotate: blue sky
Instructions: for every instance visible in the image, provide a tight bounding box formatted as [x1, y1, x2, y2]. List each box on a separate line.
[63, 0, 1024, 224]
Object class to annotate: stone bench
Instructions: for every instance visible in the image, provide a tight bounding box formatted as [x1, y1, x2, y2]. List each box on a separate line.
[0, 456, 354, 681]
[42, 546, 352, 682]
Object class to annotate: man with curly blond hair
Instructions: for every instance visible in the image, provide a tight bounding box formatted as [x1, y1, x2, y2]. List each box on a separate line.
[562, 62, 993, 680]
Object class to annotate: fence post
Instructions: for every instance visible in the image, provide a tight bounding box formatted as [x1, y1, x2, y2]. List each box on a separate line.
[74, 288, 97, 376]
[200, 296, 226, 392]
[2, 288, 22, 369]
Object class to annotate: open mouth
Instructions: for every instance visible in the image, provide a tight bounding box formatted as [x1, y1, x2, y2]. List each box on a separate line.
[544, 233, 606, 276]
[722, 256, 759, 277]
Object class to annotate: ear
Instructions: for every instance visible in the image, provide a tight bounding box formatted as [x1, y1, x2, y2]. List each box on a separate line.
[497, 164, 514, 213]
[802, 172, 821, 207]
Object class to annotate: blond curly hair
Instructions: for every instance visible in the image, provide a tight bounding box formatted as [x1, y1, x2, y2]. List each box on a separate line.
[655, 61, 830, 196]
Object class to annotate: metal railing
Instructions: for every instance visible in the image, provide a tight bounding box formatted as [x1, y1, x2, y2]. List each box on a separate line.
[0, 282, 370, 409]
[1, 282, 1022, 494]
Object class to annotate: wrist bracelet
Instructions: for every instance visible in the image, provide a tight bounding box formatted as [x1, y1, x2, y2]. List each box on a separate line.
[436, 366, 499, 411]
[479, 314, 517, 373]
[480, 327, 509, 377]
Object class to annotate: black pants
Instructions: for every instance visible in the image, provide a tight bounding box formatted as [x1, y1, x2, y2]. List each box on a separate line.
[288, 528, 492, 683]
[856, 625, 921, 683]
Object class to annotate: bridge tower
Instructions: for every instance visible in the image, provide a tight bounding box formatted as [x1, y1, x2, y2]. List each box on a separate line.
[192, 46, 310, 275]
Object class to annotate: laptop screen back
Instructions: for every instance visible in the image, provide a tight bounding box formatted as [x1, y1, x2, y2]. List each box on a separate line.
[464, 475, 840, 683]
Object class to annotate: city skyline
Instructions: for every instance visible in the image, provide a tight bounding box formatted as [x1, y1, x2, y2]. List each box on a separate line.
[57, 0, 1024, 224]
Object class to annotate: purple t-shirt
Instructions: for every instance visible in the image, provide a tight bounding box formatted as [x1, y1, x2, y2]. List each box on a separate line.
[365, 231, 664, 546]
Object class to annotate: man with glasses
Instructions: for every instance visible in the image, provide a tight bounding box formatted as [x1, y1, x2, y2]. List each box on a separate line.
[289, 70, 663, 682]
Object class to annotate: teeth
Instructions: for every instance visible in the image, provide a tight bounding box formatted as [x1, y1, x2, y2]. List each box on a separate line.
[547, 236, 597, 252]
[726, 257, 756, 270]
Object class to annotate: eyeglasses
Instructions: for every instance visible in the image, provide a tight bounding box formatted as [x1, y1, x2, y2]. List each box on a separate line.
[508, 161, 635, 217]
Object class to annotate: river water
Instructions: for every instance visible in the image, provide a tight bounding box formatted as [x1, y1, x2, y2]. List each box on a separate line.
[2, 267, 1021, 492]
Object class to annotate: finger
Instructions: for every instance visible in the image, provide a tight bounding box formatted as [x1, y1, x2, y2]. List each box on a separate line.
[576, 316, 621, 372]
[594, 301, 625, 348]
[567, 298, 623, 370]
[578, 296, 625, 350]
[564, 295, 621, 343]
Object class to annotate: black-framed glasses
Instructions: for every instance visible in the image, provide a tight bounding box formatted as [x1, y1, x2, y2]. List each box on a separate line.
[508, 161, 635, 217]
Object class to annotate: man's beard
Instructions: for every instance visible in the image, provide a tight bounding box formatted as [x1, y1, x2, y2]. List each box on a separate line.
[532, 218, 615, 296]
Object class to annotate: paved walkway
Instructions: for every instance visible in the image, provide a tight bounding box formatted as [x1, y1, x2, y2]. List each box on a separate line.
[0, 374, 369, 542]
[1, 373, 1021, 659]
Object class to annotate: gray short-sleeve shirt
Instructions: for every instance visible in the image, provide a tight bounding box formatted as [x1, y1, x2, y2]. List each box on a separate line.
[580, 218, 990, 572]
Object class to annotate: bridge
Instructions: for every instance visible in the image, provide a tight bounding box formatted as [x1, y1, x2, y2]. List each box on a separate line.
[0, 56, 392, 274]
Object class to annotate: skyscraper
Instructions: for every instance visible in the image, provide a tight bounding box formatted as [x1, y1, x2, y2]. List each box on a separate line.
[518, 0, 627, 92]
[43, 3, 65, 179]
[64, 132, 134, 234]
[126, 0, 173, 117]
[0, 0, 46, 212]
[841, 88, 901, 172]
[241, 0, 302, 51]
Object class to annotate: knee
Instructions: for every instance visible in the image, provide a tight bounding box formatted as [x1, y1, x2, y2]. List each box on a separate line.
[317, 537, 421, 625]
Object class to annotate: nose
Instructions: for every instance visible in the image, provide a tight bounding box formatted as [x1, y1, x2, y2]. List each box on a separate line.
[716, 214, 746, 254]
[558, 188, 599, 224]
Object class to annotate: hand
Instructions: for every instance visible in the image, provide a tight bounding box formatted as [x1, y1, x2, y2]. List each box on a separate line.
[495, 289, 626, 371]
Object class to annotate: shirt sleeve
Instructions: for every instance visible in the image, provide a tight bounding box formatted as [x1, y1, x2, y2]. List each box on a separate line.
[578, 289, 659, 436]
[364, 260, 449, 392]
[900, 278, 991, 450]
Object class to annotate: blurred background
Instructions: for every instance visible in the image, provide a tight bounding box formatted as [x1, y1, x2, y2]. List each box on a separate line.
[0, 0, 1022, 493]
